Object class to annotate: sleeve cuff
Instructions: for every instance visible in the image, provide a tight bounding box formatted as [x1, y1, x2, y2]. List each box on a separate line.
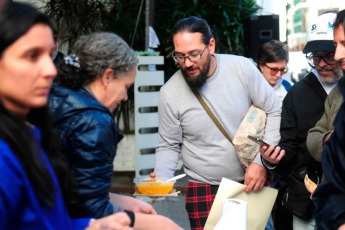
[261, 156, 277, 170]
[252, 151, 263, 165]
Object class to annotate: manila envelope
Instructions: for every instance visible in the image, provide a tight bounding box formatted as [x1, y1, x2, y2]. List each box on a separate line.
[204, 177, 278, 230]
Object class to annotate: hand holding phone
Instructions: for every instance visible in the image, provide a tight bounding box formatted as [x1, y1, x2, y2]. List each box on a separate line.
[247, 135, 270, 148]
[248, 135, 285, 164]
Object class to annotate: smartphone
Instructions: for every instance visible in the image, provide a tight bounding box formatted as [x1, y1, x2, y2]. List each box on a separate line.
[247, 135, 270, 148]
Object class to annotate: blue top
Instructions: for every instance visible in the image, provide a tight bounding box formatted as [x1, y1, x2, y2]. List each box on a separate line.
[49, 85, 124, 218]
[0, 126, 90, 229]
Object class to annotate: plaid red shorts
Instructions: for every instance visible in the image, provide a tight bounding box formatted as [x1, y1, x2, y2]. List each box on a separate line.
[185, 181, 219, 230]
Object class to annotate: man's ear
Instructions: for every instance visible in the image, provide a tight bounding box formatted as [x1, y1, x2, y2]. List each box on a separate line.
[208, 38, 216, 54]
[101, 68, 114, 88]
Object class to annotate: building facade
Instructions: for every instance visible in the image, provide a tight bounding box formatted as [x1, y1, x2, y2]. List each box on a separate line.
[287, 0, 345, 51]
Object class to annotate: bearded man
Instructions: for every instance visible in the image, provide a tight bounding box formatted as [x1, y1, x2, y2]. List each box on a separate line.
[154, 16, 283, 230]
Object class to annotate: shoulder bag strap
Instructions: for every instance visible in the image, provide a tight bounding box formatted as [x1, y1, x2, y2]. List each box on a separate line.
[193, 90, 233, 143]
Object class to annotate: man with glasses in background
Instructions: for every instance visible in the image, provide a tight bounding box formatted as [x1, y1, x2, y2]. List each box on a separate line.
[261, 11, 343, 230]
[154, 16, 283, 230]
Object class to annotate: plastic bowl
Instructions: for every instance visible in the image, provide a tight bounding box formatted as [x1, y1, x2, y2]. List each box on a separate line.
[134, 177, 175, 195]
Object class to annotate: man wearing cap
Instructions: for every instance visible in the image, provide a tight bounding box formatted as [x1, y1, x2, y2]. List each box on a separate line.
[261, 11, 343, 230]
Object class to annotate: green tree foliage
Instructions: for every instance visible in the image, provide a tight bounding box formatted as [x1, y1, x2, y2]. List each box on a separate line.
[155, 0, 260, 54]
[42, 0, 146, 52]
[43, 0, 259, 55]
[42, 0, 260, 132]
[153, 0, 260, 77]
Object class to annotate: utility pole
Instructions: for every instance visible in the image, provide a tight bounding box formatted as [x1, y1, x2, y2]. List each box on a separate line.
[145, 0, 155, 51]
[145, 0, 149, 51]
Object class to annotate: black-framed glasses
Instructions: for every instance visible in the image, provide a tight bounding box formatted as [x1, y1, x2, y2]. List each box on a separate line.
[306, 53, 337, 68]
[264, 63, 288, 75]
[173, 45, 209, 63]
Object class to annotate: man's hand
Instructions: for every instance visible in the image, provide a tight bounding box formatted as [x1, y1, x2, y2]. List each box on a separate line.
[260, 145, 285, 165]
[244, 162, 267, 192]
[323, 130, 334, 144]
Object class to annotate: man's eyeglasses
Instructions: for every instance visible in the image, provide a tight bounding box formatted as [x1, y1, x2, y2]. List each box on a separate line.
[306, 53, 337, 68]
[264, 63, 288, 76]
[173, 45, 208, 64]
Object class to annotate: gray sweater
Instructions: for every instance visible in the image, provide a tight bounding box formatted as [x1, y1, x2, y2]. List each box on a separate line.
[155, 54, 282, 185]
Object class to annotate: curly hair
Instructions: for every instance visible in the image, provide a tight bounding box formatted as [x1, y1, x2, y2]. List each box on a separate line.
[55, 32, 138, 90]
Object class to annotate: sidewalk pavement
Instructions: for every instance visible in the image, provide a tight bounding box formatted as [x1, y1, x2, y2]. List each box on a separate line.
[110, 170, 191, 230]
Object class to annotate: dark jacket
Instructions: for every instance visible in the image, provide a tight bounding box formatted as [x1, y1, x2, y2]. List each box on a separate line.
[49, 85, 123, 218]
[273, 72, 325, 177]
[313, 81, 345, 230]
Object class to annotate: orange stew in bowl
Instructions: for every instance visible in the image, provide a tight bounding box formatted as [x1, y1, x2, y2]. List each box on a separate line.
[136, 180, 174, 194]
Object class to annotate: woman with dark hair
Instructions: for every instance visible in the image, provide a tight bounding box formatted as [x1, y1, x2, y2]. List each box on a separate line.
[50, 32, 182, 229]
[0, 2, 133, 229]
[257, 39, 293, 100]
[257, 40, 293, 230]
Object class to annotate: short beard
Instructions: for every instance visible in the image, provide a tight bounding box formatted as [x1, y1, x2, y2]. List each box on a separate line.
[181, 61, 210, 92]
[319, 67, 344, 85]
[321, 75, 342, 85]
